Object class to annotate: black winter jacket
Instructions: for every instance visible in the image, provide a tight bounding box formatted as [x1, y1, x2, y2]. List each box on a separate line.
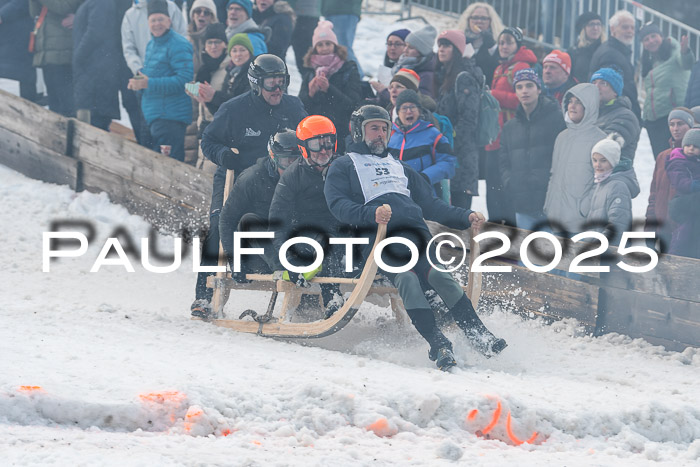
[596, 95, 641, 162]
[219, 157, 280, 266]
[299, 60, 362, 153]
[499, 96, 566, 215]
[268, 157, 344, 255]
[324, 142, 473, 236]
[685, 59, 700, 108]
[200, 91, 307, 215]
[569, 39, 602, 84]
[435, 57, 482, 194]
[253, 1, 294, 61]
[589, 36, 641, 121]
[72, 0, 120, 118]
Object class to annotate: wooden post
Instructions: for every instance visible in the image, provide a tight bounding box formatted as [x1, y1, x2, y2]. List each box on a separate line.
[209, 169, 235, 318]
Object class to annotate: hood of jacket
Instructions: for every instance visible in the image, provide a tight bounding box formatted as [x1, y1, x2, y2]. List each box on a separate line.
[562, 82, 600, 129]
[601, 166, 641, 198]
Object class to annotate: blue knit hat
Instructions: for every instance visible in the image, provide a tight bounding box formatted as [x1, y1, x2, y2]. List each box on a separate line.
[226, 0, 252, 19]
[512, 68, 541, 89]
[387, 29, 411, 42]
[591, 67, 623, 98]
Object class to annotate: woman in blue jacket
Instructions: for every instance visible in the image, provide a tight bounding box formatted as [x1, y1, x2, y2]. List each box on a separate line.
[128, 0, 194, 162]
[388, 89, 455, 200]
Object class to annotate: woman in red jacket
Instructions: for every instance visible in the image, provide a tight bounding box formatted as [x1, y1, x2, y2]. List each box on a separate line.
[484, 26, 537, 224]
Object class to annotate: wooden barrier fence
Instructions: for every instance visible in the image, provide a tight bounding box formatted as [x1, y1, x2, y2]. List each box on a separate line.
[1, 89, 698, 350]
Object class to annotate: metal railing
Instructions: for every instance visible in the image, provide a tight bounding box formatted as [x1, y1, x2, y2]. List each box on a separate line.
[395, 0, 700, 58]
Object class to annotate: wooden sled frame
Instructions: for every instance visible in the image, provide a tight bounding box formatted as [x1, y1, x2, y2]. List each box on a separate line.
[202, 170, 482, 338]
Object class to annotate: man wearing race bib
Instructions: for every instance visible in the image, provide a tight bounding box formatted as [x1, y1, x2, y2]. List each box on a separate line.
[324, 105, 507, 371]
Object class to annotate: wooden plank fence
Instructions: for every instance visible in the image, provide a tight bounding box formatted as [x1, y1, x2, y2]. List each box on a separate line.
[1, 89, 698, 350]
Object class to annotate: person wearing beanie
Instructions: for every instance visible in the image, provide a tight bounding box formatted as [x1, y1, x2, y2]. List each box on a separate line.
[665, 128, 700, 256]
[322, 0, 364, 76]
[569, 12, 605, 84]
[183, 21, 230, 165]
[591, 66, 640, 163]
[299, 20, 361, 153]
[644, 107, 695, 252]
[224, 0, 267, 55]
[127, 0, 194, 162]
[387, 89, 456, 200]
[384, 68, 420, 118]
[393, 25, 438, 98]
[542, 50, 577, 106]
[188, 0, 218, 72]
[639, 21, 695, 160]
[500, 68, 565, 230]
[370, 28, 411, 95]
[589, 11, 641, 121]
[485, 26, 536, 223]
[252, 0, 295, 61]
[585, 133, 639, 246]
[433, 29, 483, 208]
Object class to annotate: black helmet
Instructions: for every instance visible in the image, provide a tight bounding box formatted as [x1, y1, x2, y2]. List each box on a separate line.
[248, 54, 290, 96]
[350, 105, 392, 143]
[268, 129, 300, 171]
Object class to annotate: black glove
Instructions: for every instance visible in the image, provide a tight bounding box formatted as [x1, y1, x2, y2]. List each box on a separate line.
[221, 148, 238, 170]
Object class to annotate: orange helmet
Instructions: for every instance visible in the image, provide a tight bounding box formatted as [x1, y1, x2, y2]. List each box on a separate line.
[296, 115, 337, 160]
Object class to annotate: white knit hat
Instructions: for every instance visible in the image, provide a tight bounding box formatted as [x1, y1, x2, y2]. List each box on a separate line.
[591, 133, 625, 167]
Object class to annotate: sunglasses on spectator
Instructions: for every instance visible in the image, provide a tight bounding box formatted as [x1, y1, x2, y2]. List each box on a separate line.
[386, 41, 405, 48]
[469, 16, 490, 22]
[193, 8, 212, 16]
[306, 135, 336, 152]
[262, 76, 288, 92]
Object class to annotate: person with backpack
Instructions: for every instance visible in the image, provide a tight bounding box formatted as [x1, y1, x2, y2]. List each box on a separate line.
[434, 29, 482, 209]
[298, 20, 361, 153]
[388, 90, 456, 200]
[499, 69, 565, 231]
[485, 26, 537, 224]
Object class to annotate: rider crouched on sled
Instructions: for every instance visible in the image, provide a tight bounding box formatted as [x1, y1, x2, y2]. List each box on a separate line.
[267, 115, 350, 319]
[324, 105, 507, 370]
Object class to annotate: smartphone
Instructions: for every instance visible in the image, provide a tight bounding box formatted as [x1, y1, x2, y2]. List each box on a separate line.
[185, 82, 201, 97]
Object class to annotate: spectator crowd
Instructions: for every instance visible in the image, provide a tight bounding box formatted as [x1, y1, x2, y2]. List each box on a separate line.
[1, 1, 699, 266]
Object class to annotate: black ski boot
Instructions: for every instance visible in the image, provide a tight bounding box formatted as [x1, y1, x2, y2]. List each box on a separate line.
[406, 308, 458, 370]
[450, 295, 507, 358]
[323, 292, 345, 319]
[190, 299, 212, 319]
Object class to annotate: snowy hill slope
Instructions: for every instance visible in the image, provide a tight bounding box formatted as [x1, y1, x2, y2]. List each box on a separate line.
[1, 163, 699, 465]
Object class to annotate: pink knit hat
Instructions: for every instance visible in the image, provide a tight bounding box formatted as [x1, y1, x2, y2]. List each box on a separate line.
[438, 29, 467, 57]
[543, 50, 572, 76]
[312, 20, 339, 48]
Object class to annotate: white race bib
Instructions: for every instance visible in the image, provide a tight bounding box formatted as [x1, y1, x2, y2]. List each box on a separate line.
[348, 152, 411, 204]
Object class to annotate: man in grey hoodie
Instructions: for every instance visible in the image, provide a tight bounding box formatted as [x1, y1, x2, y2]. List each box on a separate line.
[544, 83, 606, 235]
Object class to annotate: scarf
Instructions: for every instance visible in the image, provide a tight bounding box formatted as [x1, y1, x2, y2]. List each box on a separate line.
[226, 18, 257, 40]
[310, 54, 345, 78]
[196, 52, 226, 83]
[594, 169, 613, 183]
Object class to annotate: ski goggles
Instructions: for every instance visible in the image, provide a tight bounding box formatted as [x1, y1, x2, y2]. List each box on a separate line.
[306, 134, 336, 152]
[275, 154, 299, 169]
[262, 76, 288, 92]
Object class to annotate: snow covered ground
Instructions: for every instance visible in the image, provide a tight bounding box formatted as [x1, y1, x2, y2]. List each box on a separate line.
[1, 10, 699, 467]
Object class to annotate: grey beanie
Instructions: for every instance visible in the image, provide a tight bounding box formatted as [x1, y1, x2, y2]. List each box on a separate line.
[395, 89, 422, 112]
[668, 108, 695, 129]
[682, 128, 700, 148]
[691, 106, 700, 127]
[406, 25, 437, 56]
